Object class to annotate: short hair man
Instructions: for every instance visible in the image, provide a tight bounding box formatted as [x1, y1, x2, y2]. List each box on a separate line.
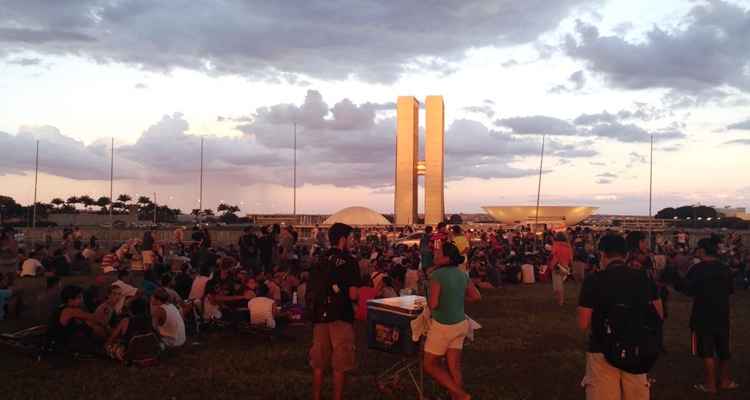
[675, 237, 737, 393]
[577, 234, 663, 400]
[308, 223, 361, 400]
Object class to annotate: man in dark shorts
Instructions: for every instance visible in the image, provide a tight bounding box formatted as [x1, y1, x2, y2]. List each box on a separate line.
[675, 237, 738, 393]
[307, 223, 361, 400]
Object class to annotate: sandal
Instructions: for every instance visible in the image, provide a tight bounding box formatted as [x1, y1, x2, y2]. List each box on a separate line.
[693, 384, 717, 394]
[720, 381, 739, 390]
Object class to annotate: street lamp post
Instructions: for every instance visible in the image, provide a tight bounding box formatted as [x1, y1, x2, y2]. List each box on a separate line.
[32, 140, 39, 245]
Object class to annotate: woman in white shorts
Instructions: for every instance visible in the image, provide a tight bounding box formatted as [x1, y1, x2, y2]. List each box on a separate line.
[424, 242, 481, 400]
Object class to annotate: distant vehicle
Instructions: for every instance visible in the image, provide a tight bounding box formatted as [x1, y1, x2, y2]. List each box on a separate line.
[394, 232, 424, 249]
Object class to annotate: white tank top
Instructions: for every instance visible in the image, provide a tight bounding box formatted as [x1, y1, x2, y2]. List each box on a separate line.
[158, 304, 186, 347]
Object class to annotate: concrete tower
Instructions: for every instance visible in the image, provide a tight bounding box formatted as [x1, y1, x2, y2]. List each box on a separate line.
[394, 95, 445, 226]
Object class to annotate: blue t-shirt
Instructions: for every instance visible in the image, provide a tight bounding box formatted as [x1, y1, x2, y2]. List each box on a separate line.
[0, 289, 13, 320]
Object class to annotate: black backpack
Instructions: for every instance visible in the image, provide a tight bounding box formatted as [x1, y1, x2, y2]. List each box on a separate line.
[305, 255, 336, 323]
[602, 300, 661, 374]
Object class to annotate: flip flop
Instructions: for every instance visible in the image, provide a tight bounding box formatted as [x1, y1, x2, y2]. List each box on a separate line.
[693, 384, 717, 394]
[720, 381, 739, 390]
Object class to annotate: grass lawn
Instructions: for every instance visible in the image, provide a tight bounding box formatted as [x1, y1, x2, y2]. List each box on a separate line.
[1, 280, 747, 400]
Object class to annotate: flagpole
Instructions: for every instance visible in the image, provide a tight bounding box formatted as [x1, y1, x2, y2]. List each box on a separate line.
[32, 140, 39, 244]
[293, 122, 297, 217]
[153, 191, 157, 225]
[109, 137, 114, 246]
[648, 134, 654, 247]
[199, 137, 204, 219]
[534, 133, 545, 250]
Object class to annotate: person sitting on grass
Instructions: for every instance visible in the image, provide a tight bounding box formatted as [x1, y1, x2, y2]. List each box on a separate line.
[95, 285, 123, 327]
[0, 274, 16, 321]
[160, 273, 183, 304]
[248, 281, 279, 329]
[100, 246, 120, 274]
[50, 285, 109, 352]
[20, 251, 45, 277]
[110, 269, 140, 310]
[105, 297, 154, 361]
[424, 242, 481, 400]
[150, 288, 186, 348]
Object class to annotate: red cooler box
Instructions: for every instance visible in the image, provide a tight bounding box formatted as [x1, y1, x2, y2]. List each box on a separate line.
[367, 296, 425, 355]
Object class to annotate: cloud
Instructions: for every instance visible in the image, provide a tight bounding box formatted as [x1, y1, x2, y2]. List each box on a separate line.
[727, 118, 750, 130]
[549, 70, 586, 93]
[0, 0, 598, 83]
[497, 112, 685, 143]
[725, 139, 750, 146]
[596, 172, 617, 179]
[7, 57, 42, 66]
[596, 178, 612, 184]
[564, 1, 750, 97]
[0, 126, 127, 180]
[462, 105, 495, 118]
[496, 116, 577, 135]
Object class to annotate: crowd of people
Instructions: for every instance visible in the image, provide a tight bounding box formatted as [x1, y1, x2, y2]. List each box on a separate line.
[0, 222, 748, 399]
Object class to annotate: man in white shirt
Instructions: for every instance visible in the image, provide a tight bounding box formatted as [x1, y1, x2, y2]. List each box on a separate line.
[20, 253, 44, 277]
[151, 288, 186, 348]
[248, 282, 278, 329]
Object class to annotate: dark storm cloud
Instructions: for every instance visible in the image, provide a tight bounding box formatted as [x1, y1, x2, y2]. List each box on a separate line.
[0, 0, 598, 83]
[564, 1, 750, 96]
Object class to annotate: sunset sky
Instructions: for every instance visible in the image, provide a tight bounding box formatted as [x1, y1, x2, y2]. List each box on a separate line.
[1, 0, 749, 216]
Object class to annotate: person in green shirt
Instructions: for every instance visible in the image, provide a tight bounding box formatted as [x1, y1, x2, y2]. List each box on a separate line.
[424, 242, 481, 400]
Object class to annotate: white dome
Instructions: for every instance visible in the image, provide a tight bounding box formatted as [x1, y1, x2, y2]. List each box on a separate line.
[323, 206, 392, 226]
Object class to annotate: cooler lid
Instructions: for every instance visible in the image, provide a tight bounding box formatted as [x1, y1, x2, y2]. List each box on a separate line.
[367, 295, 426, 315]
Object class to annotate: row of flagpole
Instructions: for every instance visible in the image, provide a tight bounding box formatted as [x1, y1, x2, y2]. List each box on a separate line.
[533, 132, 655, 243]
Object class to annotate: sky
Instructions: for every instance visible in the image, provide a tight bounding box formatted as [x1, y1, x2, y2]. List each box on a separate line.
[1, 0, 749, 216]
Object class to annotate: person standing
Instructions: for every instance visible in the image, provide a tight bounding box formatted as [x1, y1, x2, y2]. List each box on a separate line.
[307, 223, 361, 400]
[549, 232, 573, 306]
[578, 234, 663, 400]
[238, 227, 258, 274]
[142, 230, 155, 271]
[424, 242, 481, 400]
[420, 226, 434, 271]
[674, 238, 738, 393]
[451, 225, 471, 274]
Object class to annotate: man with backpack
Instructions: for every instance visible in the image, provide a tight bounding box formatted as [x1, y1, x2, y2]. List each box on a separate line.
[307, 223, 361, 400]
[578, 234, 663, 400]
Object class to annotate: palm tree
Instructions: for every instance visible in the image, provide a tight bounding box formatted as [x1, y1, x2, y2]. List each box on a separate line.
[96, 196, 111, 213]
[50, 198, 64, 212]
[117, 194, 132, 211]
[66, 196, 80, 211]
[79, 195, 96, 211]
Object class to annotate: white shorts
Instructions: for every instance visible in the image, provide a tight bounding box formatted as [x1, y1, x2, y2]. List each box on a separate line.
[425, 319, 468, 356]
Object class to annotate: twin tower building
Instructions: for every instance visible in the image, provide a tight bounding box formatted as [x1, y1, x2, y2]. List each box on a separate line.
[395, 96, 445, 226]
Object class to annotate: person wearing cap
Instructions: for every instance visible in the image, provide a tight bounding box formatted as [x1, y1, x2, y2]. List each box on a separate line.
[308, 223, 361, 400]
[424, 241, 481, 400]
[674, 237, 738, 393]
